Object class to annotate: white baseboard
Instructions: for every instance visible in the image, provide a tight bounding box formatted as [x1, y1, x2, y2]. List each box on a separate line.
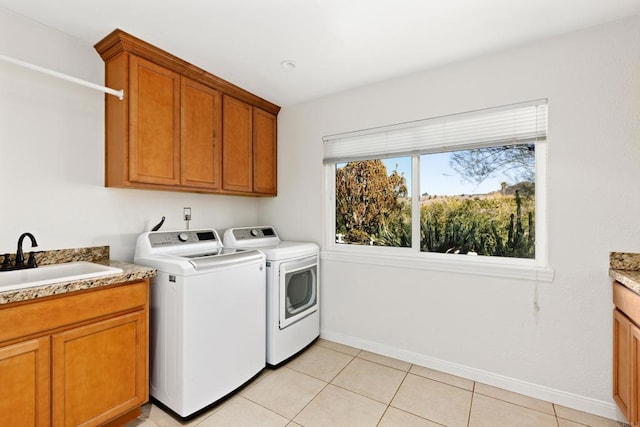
[320, 329, 623, 422]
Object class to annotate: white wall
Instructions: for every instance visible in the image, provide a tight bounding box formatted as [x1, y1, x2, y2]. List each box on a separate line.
[260, 16, 640, 418]
[0, 8, 259, 261]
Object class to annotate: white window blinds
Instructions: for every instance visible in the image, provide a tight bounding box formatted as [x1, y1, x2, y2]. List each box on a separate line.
[322, 99, 547, 163]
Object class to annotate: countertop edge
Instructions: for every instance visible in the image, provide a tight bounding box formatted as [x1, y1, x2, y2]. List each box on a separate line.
[610, 268, 640, 295]
[0, 260, 156, 305]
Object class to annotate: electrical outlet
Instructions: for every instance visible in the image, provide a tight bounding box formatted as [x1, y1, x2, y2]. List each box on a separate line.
[183, 207, 191, 221]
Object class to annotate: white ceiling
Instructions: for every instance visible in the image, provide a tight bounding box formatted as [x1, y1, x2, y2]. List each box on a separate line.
[1, 0, 639, 107]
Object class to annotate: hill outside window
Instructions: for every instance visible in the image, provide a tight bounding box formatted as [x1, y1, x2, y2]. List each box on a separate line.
[323, 100, 553, 281]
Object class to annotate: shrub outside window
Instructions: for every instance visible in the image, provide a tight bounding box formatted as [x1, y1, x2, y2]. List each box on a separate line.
[335, 157, 411, 247]
[324, 100, 551, 277]
[419, 145, 535, 258]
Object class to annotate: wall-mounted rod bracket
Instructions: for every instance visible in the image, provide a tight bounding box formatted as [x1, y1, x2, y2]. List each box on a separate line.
[0, 54, 124, 100]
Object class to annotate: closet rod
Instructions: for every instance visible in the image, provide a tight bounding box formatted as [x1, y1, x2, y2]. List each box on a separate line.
[0, 54, 124, 100]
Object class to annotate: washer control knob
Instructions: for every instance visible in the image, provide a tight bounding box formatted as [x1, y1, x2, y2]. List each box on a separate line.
[250, 229, 259, 237]
[178, 232, 189, 242]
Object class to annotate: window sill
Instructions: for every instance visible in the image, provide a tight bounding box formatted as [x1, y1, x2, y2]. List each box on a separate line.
[320, 250, 555, 282]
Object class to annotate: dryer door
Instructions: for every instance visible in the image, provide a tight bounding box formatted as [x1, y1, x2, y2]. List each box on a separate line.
[279, 255, 318, 329]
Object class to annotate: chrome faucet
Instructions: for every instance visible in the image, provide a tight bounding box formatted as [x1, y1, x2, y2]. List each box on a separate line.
[1, 232, 39, 271]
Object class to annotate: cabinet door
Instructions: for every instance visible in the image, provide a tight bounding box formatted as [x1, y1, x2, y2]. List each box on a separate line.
[222, 95, 253, 192]
[614, 309, 632, 420]
[0, 337, 50, 427]
[52, 311, 147, 427]
[631, 323, 640, 424]
[129, 55, 181, 186]
[253, 108, 277, 195]
[181, 78, 222, 189]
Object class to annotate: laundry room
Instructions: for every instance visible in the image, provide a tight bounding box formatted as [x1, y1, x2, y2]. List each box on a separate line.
[1, 1, 640, 426]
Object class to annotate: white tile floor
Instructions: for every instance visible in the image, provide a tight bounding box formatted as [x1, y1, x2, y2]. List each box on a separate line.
[126, 339, 623, 427]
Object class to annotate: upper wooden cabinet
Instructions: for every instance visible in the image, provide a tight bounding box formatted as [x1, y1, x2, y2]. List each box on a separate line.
[223, 95, 253, 193]
[95, 29, 279, 196]
[182, 78, 222, 190]
[129, 56, 181, 186]
[222, 96, 278, 195]
[253, 108, 277, 195]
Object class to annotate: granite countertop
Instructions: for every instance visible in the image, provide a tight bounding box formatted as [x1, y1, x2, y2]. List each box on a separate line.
[609, 252, 640, 295]
[0, 246, 156, 305]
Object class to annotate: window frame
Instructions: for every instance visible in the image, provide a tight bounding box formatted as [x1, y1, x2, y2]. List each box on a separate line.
[323, 106, 553, 282]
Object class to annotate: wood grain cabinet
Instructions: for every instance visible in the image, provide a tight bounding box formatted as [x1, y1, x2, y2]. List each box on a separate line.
[253, 107, 277, 195]
[0, 337, 50, 426]
[222, 96, 278, 195]
[181, 77, 222, 190]
[129, 56, 181, 186]
[95, 29, 279, 196]
[613, 281, 640, 425]
[0, 280, 149, 427]
[223, 95, 253, 193]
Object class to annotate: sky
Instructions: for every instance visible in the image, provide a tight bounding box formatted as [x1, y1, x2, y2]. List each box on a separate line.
[382, 153, 519, 197]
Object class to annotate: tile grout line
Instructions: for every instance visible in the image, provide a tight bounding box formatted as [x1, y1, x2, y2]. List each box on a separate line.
[234, 394, 295, 424]
[287, 378, 331, 424]
[287, 352, 359, 424]
[382, 364, 449, 427]
[240, 365, 328, 424]
[376, 364, 410, 427]
[467, 381, 476, 427]
[472, 389, 558, 418]
[356, 351, 413, 373]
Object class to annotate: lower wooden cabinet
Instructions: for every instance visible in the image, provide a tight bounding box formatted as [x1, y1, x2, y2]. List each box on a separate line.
[614, 308, 634, 419]
[0, 280, 149, 427]
[52, 311, 147, 426]
[613, 282, 640, 425]
[0, 337, 50, 427]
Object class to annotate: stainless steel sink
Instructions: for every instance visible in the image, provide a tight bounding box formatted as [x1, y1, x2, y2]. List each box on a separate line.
[0, 261, 123, 292]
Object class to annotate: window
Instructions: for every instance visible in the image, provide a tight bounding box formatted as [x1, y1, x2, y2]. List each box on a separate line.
[335, 156, 411, 247]
[324, 100, 552, 280]
[420, 145, 535, 258]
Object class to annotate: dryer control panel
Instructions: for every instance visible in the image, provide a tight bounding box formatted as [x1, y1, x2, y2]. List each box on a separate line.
[231, 227, 278, 241]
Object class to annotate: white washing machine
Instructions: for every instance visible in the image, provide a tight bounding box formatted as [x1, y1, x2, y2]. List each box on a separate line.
[223, 226, 319, 366]
[134, 229, 266, 418]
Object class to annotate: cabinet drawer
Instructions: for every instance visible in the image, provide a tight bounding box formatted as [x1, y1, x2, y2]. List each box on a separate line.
[0, 280, 148, 344]
[614, 281, 640, 326]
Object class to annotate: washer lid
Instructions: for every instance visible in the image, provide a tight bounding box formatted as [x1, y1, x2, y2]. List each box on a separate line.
[184, 248, 264, 270]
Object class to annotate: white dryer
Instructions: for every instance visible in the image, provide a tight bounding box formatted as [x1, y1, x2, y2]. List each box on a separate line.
[223, 226, 319, 366]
